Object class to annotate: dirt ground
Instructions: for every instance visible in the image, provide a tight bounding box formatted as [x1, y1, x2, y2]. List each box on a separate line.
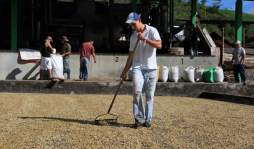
[0, 93, 253, 149]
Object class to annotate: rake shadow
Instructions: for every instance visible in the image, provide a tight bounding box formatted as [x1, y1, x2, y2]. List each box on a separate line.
[18, 116, 134, 128]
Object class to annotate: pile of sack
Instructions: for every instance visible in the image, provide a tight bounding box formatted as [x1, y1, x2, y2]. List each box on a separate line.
[127, 65, 224, 83]
[182, 66, 224, 83]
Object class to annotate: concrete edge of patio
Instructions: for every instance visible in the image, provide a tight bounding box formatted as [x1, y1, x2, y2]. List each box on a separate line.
[0, 80, 253, 98]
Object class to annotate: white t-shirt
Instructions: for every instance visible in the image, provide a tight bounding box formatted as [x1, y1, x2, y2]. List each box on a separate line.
[232, 47, 246, 64]
[129, 24, 161, 70]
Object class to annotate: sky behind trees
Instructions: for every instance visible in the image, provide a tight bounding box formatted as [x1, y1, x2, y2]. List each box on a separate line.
[201, 0, 254, 14]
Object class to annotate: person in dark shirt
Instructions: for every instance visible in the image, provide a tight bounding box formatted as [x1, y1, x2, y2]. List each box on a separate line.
[40, 36, 55, 80]
[60, 36, 71, 80]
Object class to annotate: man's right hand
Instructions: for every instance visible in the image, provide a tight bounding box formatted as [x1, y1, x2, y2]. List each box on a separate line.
[120, 71, 127, 81]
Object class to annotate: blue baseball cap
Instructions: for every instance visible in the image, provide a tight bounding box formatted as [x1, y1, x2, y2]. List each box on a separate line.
[125, 12, 141, 24]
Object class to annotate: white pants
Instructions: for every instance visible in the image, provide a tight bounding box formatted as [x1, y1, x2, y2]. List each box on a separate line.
[132, 68, 157, 124]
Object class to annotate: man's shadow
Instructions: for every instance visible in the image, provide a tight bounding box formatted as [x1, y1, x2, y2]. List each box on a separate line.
[44, 79, 65, 89]
[18, 116, 134, 128]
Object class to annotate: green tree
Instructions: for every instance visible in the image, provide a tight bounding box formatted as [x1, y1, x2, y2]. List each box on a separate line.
[200, 0, 207, 19]
[181, 0, 191, 4]
[200, 0, 207, 6]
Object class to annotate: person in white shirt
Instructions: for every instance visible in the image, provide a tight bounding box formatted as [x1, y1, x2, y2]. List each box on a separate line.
[121, 12, 162, 128]
[232, 40, 246, 85]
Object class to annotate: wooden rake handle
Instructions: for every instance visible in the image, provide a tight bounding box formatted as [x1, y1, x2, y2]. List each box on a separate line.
[107, 39, 140, 114]
[107, 80, 124, 113]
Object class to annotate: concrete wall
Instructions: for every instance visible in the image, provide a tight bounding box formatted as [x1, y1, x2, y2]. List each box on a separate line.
[0, 52, 219, 80]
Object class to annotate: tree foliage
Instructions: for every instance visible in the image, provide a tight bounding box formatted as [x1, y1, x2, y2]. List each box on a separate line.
[175, 0, 254, 43]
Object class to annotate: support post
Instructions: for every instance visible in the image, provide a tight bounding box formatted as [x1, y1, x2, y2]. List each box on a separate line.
[243, 25, 246, 48]
[11, 0, 18, 50]
[169, 0, 174, 48]
[161, 0, 169, 49]
[220, 25, 225, 65]
[191, 0, 198, 28]
[108, 0, 114, 50]
[235, 0, 243, 44]
[191, 0, 198, 55]
[131, 0, 138, 11]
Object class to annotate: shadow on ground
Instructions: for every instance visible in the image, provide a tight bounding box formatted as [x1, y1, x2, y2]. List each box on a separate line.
[199, 92, 254, 105]
[18, 116, 134, 128]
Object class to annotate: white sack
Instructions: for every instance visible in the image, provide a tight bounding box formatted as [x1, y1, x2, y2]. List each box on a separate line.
[184, 66, 195, 83]
[51, 54, 64, 80]
[159, 66, 169, 82]
[169, 66, 179, 83]
[215, 67, 224, 82]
